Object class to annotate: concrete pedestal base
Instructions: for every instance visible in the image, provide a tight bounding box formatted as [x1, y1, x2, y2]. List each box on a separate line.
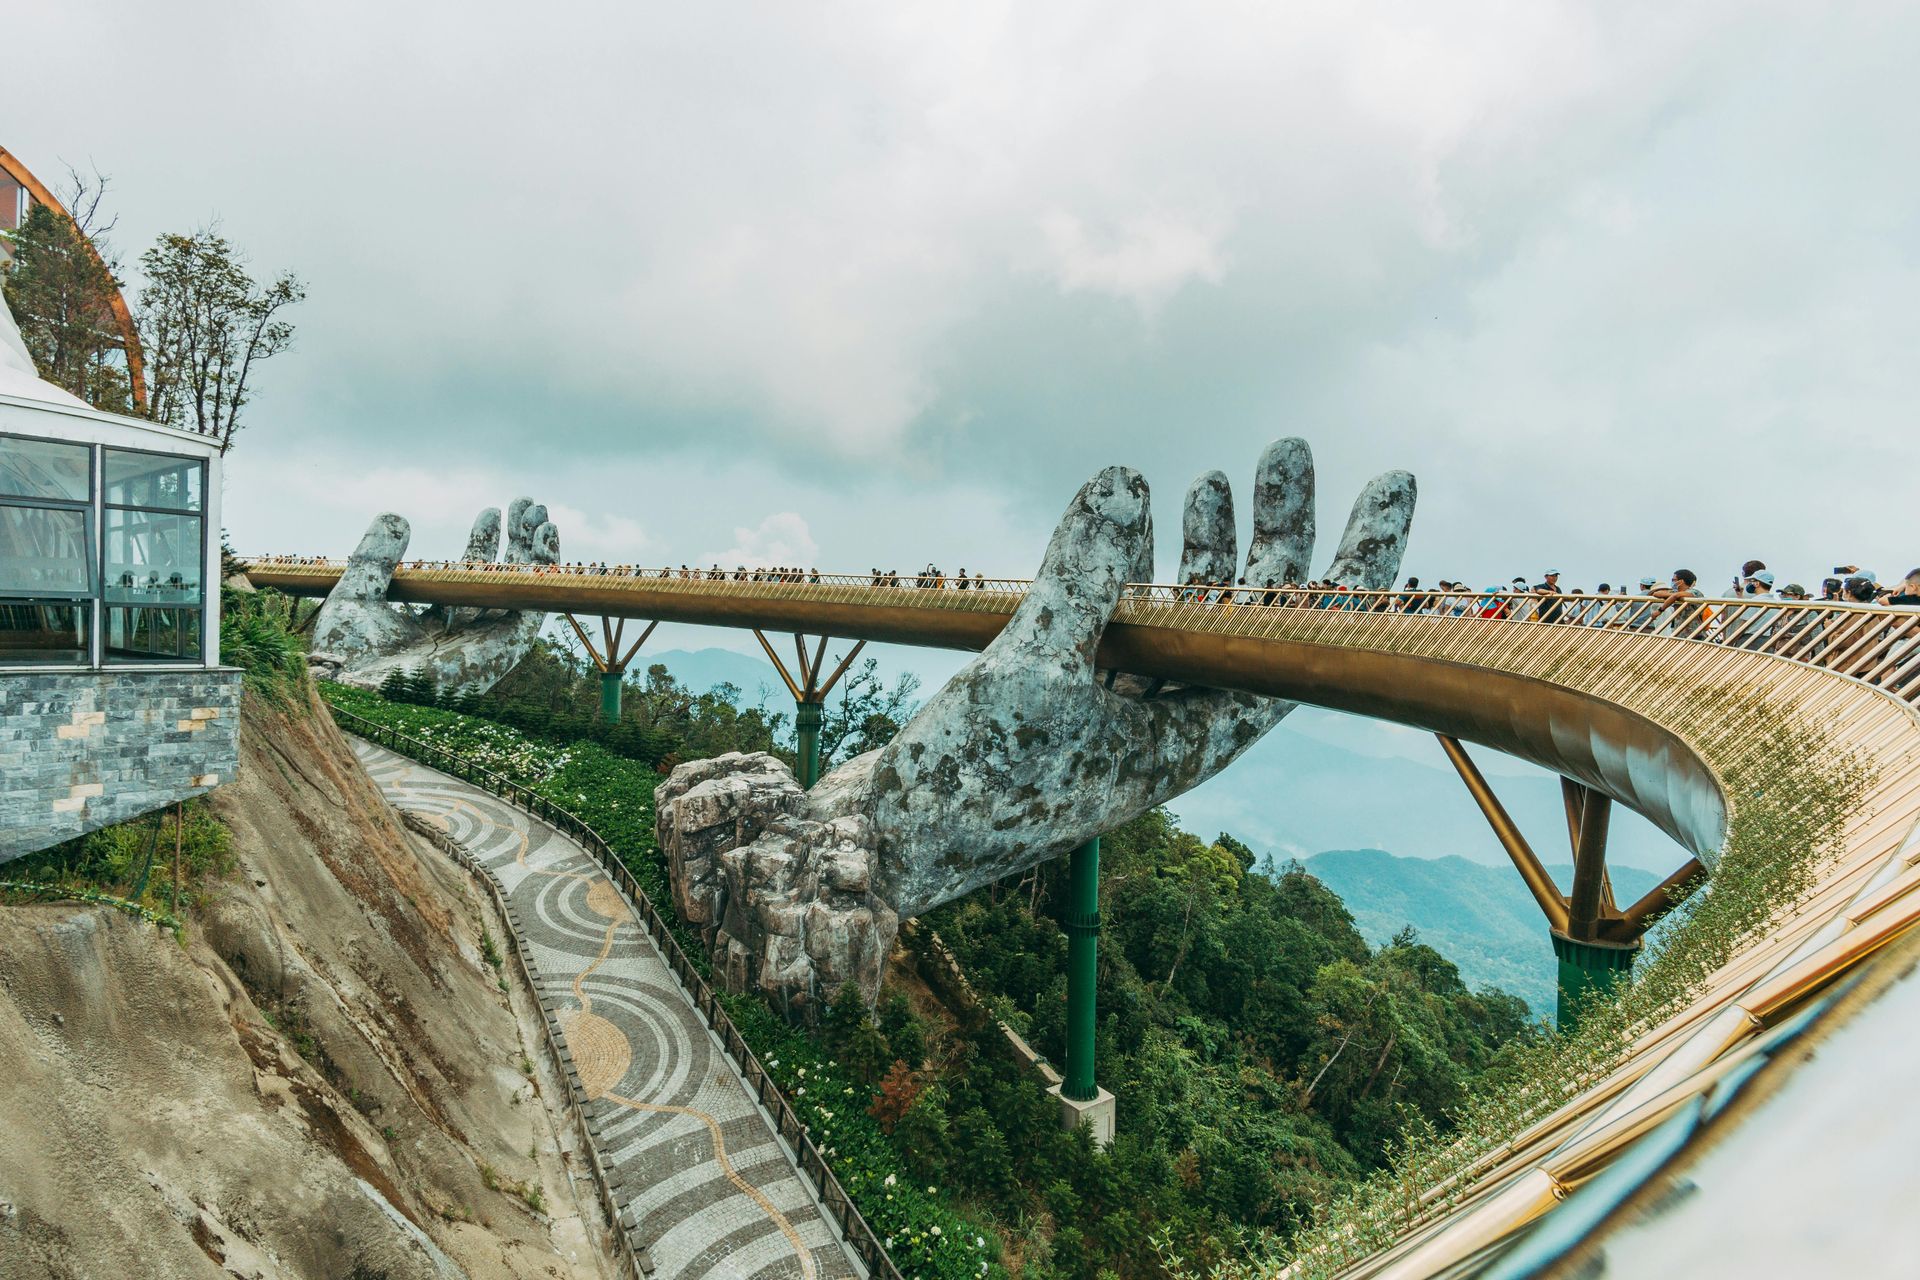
[1049, 1083, 1116, 1148]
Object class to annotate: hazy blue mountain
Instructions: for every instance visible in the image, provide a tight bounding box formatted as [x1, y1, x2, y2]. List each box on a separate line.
[1301, 849, 1662, 1018]
[638, 648, 789, 705]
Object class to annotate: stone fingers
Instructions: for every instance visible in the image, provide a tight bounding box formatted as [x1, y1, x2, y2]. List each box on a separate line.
[1178, 470, 1236, 586]
[332, 512, 409, 603]
[1321, 470, 1416, 590]
[1244, 437, 1315, 588]
[463, 508, 502, 563]
[310, 512, 423, 662]
[530, 519, 560, 565]
[504, 499, 548, 564]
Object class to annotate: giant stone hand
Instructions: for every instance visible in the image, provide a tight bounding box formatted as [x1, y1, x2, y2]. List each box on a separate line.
[656, 439, 1414, 1011]
[309, 499, 560, 694]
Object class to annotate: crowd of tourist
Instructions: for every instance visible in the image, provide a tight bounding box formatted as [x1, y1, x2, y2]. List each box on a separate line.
[249, 552, 1918, 616]
[247, 552, 1918, 689]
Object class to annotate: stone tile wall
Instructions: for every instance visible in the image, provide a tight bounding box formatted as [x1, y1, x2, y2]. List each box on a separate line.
[0, 668, 243, 862]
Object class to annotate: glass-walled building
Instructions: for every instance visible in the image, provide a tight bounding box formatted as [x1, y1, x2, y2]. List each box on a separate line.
[1, 426, 219, 668]
[0, 379, 235, 862]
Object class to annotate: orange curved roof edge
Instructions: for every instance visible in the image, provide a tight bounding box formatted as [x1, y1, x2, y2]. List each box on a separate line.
[0, 144, 148, 413]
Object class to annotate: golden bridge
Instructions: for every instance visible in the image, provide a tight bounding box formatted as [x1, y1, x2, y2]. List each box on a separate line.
[244, 556, 1920, 1278]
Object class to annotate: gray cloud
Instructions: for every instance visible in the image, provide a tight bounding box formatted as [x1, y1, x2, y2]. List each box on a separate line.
[6, 0, 1915, 591]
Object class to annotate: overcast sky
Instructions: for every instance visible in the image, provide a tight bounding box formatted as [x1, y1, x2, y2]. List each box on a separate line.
[9, 0, 1915, 595]
[7, 3, 1913, 871]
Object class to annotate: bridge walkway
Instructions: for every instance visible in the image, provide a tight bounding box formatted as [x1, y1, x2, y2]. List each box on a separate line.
[352, 738, 859, 1280]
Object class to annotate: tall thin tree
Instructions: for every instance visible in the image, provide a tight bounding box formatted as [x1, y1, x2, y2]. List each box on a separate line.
[138, 225, 304, 451]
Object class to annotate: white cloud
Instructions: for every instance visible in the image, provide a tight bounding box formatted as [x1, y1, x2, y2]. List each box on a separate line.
[1038, 210, 1226, 311]
[17, 0, 1919, 592]
[699, 513, 820, 570]
[544, 505, 654, 564]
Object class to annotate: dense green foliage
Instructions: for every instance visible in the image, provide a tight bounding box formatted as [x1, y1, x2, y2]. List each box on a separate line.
[220, 588, 310, 706]
[925, 812, 1535, 1275]
[1, 195, 135, 412]
[373, 638, 789, 770]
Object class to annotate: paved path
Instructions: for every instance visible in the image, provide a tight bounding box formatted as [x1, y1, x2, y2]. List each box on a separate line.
[352, 740, 860, 1280]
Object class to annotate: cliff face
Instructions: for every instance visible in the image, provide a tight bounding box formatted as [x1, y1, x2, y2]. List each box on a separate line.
[0, 690, 615, 1280]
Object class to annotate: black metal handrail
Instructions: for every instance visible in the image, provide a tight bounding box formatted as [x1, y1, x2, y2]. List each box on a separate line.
[328, 703, 903, 1280]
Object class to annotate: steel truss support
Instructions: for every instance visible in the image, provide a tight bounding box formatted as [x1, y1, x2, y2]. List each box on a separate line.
[1436, 734, 1705, 1030]
[752, 630, 866, 789]
[562, 614, 658, 722]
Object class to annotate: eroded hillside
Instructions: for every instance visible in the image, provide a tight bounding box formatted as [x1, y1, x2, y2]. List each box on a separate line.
[0, 690, 617, 1280]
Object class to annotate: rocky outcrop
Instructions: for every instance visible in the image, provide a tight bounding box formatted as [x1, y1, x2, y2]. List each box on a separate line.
[656, 752, 896, 1012]
[657, 439, 1418, 1011]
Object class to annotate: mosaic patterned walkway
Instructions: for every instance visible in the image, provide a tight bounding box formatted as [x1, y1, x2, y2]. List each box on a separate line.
[352, 740, 860, 1280]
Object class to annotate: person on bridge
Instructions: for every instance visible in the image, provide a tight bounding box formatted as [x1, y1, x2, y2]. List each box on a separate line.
[1531, 570, 1566, 623]
[1657, 569, 1715, 638]
[1729, 570, 1781, 650]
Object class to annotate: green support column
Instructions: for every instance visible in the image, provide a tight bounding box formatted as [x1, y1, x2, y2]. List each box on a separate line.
[795, 700, 825, 789]
[1062, 836, 1101, 1102]
[1551, 932, 1638, 1032]
[599, 669, 624, 723]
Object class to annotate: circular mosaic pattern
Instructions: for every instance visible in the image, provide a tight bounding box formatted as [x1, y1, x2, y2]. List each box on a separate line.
[561, 1009, 633, 1100]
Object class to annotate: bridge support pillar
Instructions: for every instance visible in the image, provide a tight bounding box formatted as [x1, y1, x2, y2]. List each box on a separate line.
[563, 614, 657, 724]
[1438, 733, 1703, 1034]
[1551, 933, 1639, 1031]
[795, 700, 825, 789]
[753, 630, 866, 790]
[1057, 836, 1114, 1144]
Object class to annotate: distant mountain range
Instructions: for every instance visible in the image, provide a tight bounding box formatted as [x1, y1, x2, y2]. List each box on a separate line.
[640, 647, 794, 702]
[1302, 849, 1662, 1018]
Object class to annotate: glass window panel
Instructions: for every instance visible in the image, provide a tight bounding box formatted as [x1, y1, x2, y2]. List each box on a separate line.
[105, 448, 202, 511]
[0, 503, 93, 596]
[104, 508, 202, 605]
[105, 606, 200, 663]
[0, 599, 90, 664]
[0, 435, 91, 502]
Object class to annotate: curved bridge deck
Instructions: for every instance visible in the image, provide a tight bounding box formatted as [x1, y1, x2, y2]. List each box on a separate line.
[253, 560, 1920, 1277]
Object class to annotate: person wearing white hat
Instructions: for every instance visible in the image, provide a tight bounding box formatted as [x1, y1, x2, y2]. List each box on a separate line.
[1531, 569, 1566, 624]
[1730, 569, 1781, 650]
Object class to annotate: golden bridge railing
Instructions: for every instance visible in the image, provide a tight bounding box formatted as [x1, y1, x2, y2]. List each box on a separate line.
[241, 556, 1920, 705]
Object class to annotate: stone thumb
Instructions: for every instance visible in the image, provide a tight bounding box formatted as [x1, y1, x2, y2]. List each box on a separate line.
[993, 466, 1149, 674]
[332, 513, 409, 603]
